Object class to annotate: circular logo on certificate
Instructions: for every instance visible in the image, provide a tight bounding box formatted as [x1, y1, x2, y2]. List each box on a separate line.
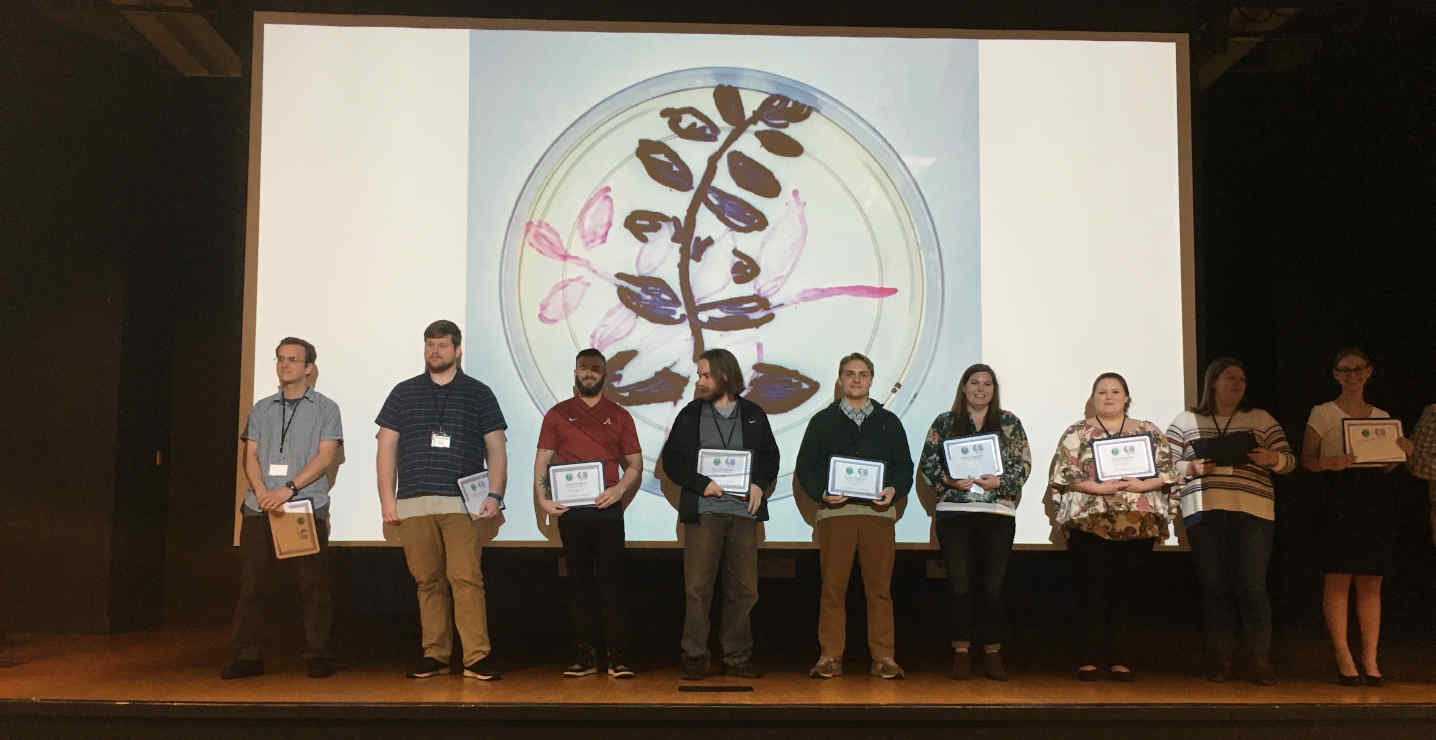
[975, 444, 984, 453]
[565, 473, 574, 481]
[1124, 444, 1135, 454]
[500, 67, 942, 502]
[960, 446, 970, 455]
[1111, 448, 1120, 457]
[1361, 429, 1371, 438]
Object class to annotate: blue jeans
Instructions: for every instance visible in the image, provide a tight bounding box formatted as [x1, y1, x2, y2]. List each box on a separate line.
[1187, 510, 1274, 662]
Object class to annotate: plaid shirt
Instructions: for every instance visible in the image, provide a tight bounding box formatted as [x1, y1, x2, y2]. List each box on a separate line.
[839, 398, 875, 427]
[1410, 404, 1436, 480]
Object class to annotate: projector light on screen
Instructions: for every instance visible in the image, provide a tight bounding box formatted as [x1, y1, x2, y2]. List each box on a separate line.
[244, 20, 1192, 547]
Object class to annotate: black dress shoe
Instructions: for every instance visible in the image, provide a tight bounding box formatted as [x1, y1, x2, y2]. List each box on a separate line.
[306, 658, 333, 678]
[1108, 666, 1136, 682]
[220, 659, 263, 680]
[1337, 673, 1361, 686]
[1077, 666, 1102, 682]
[1362, 673, 1385, 687]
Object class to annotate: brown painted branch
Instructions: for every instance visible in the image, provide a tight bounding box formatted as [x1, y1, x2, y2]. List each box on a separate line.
[675, 108, 761, 363]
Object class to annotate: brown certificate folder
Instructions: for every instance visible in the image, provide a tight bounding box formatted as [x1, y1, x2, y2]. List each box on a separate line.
[269, 499, 321, 559]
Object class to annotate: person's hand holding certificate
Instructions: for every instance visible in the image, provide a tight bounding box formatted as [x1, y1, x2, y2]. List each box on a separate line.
[943, 433, 1004, 481]
[548, 461, 604, 507]
[827, 456, 886, 501]
[1342, 418, 1407, 465]
[699, 449, 752, 496]
[1091, 434, 1157, 482]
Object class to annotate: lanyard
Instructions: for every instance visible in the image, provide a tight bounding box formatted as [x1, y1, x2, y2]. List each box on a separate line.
[1211, 412, 1236, 438]
[433, 382, 454, 434]
[1095, 415, 1126, 438]
[279, 396, 301, 457]
[710, 403, 739, 448]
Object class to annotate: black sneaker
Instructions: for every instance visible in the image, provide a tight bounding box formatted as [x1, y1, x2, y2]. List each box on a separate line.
[463, 657, 501, 681]
[680, 656, 710, 680]
[306, 658, 334, 678]
[563, 645, 597, 677]
[220, 659, 263, 680]
[607, 650, 636, 679]
[726, 661, 763, 679]
[406, 656, 447, 679]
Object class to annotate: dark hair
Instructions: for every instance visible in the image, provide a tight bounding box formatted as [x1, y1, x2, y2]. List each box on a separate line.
[1090, 371, 1132, 413]
[1192, 356, 1250, 416]
[949, 363, 1003, 435]
[698, 348, 746, 399]
[423, 320, 462, 348]
[832, 352, 874, 400]
[1331, 346, 1371, 370]
[575, 348, 605, 364]
[275, 337, 316, 365]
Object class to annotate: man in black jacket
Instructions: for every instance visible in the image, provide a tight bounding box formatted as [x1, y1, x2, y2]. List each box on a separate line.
[794, 352, 913, 680]
[660, 348, 780, 680]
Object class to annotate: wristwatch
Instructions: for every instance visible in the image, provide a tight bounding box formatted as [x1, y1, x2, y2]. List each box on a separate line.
[486, 492, 506, 510]
[285, 481, 300, 494]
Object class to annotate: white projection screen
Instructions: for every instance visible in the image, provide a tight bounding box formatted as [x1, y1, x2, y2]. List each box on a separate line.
[239, 15, 1195, 549]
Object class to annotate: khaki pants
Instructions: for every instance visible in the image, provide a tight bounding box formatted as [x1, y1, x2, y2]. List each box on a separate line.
[400, 513, 490, 665]
[817, 516, 896, 661]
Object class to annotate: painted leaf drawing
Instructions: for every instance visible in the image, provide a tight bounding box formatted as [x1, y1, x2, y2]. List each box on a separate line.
[531, 82, 901, 419]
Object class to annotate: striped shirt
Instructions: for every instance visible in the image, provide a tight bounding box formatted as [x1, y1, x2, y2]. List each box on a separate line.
[1165, 408, 1295, 523]
[375, 370, 506, 501]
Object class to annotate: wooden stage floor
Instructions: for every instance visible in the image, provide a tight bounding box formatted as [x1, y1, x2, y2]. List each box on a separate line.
[1, 627, 1432, 738]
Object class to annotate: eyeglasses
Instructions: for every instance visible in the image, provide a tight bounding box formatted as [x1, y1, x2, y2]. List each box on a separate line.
[1334, 365, 1370, 375]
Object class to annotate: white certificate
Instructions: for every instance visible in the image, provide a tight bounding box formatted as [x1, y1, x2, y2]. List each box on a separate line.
[1342, 418, 1406, 465]
[698, 448, 752, 496]
[457, 470, 490, 515]
[942, 433, 1004, 480]
[548, 461, 605, 507]
[1091, 434, 1157, 482]
[827, 456, 886, 500]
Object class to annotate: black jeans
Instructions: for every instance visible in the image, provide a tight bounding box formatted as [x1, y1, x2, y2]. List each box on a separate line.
[558, 515, 628, 654]
[1186, 510, 1274, 662]
[1066, 529, 1155, 667]
[231, 514, 332, 661]
[936, 513, 1015, 646]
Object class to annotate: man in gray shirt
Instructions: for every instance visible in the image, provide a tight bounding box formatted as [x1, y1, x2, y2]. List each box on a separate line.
[223, 337, 343, 680]
[659, 348, 780, 680]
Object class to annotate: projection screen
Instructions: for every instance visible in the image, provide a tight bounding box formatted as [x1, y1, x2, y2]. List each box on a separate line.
[240, 15, 1195, 548]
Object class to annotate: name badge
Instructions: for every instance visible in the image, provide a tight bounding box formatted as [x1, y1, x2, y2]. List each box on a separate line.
[268, 463, 289, 477]
[430, 432, 451, 449]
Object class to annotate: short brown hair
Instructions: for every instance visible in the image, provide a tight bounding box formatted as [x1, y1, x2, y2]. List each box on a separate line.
[699, 348, 746, 399]
[423, 320, 462, 348]
[276, 337, 316, 365]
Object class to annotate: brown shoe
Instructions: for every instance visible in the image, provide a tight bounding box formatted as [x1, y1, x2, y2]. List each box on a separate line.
[808, 657, 842, 679]
[870, 658, 904, 679]
[982, 650, 1008, 681]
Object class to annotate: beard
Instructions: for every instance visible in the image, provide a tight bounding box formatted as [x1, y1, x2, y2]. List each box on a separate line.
[576, 375, 605, 397]
[426, 356, 456, 373]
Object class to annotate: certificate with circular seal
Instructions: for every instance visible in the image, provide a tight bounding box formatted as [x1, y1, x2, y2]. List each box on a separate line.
[942, 432, 1004, 480]
[1342, 418, 1406, 465]
[827, 455, 886, 500]
[699, 448, 753, 496]
[548, 461, 605, 507]
[1091, 434, 1157, 482]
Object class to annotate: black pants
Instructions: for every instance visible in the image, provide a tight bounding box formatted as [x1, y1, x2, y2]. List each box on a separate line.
[936, 513, 1015, 646]
[558, 515, 627, 654]
[230, 514, 332, 661]
[1187, 511, 1274, 662]
[1066, 529, 1154, 667]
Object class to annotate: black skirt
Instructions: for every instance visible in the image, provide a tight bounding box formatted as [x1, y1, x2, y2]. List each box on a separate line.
[1318, 468, 1397, 575]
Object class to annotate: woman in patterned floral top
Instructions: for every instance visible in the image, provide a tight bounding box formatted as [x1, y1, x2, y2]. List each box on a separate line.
[918, 364, 1031, 681]
[1048, 372, 1180, 681]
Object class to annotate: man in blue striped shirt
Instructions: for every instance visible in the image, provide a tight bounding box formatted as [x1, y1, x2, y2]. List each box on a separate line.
[377, 320, 508, 681]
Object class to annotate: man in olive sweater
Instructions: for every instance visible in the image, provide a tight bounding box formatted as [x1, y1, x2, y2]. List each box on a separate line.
[795, 352, 914, 679]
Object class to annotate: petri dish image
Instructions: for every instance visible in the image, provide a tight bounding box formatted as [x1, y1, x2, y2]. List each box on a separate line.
[499, 67, 945, 499]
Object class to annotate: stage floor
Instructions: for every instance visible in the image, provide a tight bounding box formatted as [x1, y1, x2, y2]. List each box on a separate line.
[1, 627, 1432, 708]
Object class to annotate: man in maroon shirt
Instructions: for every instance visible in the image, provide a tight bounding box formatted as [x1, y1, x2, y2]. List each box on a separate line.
[534, 348, 643, 678]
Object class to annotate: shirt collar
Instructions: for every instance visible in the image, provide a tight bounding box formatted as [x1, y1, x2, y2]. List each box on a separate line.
[273, 386, 314, 403]
[839, 398, 874, 425]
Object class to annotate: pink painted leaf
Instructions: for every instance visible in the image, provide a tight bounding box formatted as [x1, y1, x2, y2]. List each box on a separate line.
[785, 285, 898, 305]
[525, 220, 569, 261]
[589, 302, 639, 351]
[538, 276, 590, 324]
[635, 221, 676, 275]
[754, 189, 807, 297]
[692, 232, 735, 300]
[577, 186, 613, 249]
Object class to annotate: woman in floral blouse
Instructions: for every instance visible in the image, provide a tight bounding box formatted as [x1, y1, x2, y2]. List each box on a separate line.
[918, 364, 1032, 680]
[1048, 372, 1180, 681]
